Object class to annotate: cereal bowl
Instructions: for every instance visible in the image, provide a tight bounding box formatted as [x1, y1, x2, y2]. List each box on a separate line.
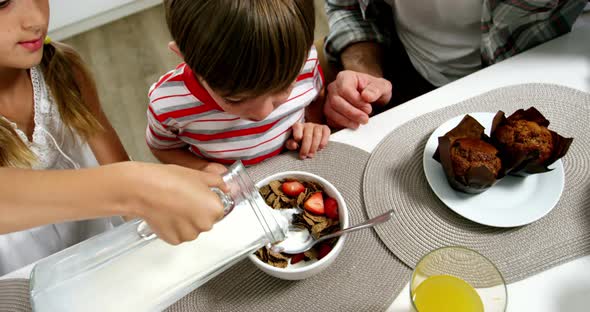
[248, 171, 349, 280]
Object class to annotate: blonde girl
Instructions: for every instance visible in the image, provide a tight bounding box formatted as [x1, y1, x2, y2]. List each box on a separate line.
[0, 0, 227, 275]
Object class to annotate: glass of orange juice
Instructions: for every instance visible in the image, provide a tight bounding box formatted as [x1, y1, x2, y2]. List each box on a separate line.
[410, 246, 507, 312]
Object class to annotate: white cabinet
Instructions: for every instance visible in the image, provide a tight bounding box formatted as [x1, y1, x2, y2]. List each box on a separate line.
[48, 0, 161, 40]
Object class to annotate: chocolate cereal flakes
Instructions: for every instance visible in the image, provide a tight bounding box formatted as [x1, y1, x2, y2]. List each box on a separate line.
[255, 178, 341, 268]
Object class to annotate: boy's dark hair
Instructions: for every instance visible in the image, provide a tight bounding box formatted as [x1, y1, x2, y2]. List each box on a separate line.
[164, 0, 315, 98]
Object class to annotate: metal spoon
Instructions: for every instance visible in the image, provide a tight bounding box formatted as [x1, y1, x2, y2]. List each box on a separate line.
[270, 209, 394, 254]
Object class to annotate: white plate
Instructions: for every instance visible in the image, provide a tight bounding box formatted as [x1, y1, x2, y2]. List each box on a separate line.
[422, 112, 564, 227]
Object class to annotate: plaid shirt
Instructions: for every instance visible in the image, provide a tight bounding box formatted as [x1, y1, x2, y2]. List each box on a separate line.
[325, 0, 586, 66]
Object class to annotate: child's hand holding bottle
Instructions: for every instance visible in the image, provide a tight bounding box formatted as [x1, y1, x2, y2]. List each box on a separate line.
[116, 162, 229, 245]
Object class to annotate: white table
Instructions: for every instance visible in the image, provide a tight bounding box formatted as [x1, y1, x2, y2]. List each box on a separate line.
[3, 11, 589, 312]
[331, 12, 590, 312]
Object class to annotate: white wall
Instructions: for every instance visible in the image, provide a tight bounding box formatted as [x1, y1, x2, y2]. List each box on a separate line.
[48, 0, 162, 40]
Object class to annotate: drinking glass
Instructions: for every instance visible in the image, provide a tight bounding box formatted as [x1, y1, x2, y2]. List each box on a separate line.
[410, 246, 507, 312]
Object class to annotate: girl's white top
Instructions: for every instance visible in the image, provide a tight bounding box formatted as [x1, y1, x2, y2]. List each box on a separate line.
[0, 67, 121, 276]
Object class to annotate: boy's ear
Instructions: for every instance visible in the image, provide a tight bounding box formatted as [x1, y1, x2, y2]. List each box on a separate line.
[168, 41, 184, 59]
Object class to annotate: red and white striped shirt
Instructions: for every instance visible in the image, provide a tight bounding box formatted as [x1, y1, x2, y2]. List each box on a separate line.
[146, 48, 324, 166]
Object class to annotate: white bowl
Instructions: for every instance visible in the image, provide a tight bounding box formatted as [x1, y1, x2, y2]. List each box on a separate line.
[248, 171, 349, 280]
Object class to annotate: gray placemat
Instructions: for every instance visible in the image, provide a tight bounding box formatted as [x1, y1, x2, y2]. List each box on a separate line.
[363, 83, 590, 283]
[0, 279, 31, 312]
[168, 142, 411, 312]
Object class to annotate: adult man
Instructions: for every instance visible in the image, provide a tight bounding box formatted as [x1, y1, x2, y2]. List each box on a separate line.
[323, 0, 586, 129]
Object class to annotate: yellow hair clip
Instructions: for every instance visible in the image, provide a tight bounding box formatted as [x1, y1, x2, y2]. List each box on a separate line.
[43, 36, 52, 45]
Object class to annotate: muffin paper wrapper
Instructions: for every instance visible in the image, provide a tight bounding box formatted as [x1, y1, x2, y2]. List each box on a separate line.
[434, 115, 503, 194]
[491, 107, 573, 177]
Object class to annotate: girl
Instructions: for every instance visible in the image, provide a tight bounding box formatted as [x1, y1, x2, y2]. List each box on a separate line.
[0, 0, 227, 275]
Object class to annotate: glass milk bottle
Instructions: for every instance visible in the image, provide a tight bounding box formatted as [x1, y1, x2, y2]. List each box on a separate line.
[29, 161, 287, 312]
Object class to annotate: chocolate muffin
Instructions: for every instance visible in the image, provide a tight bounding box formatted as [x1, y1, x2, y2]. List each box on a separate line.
[493, 119, 553, 165]
[450, 138, 502, 178]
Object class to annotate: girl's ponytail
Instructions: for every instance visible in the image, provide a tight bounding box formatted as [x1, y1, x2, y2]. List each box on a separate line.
[0, 118, 36, 167]
[40, 41, 102, 139]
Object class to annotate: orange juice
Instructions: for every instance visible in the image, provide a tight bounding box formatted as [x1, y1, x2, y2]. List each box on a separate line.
[413, 275, 484, 312]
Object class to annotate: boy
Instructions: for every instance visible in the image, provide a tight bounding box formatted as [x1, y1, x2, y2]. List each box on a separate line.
[147, 0, 328, 174]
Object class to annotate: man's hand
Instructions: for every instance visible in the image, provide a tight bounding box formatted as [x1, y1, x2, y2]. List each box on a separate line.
[324, 70, 392, 129]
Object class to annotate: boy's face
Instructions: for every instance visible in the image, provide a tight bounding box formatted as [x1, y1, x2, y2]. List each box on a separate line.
[201, 79, 295, 121]
[0, 0, 49, 70]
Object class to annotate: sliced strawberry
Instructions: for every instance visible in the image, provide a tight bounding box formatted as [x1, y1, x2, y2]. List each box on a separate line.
[290, 253, 305, 264]
[282, 181, 305, 197]
[318, 244, 332, 260]
[324, 197, 339, 220]
[303, 192, 324, 215]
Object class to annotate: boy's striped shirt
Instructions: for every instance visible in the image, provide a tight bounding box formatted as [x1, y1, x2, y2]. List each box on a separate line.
[146, 48, 324, 166]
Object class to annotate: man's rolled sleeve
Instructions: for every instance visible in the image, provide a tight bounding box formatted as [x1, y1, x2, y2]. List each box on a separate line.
[324, 0, 386, 62]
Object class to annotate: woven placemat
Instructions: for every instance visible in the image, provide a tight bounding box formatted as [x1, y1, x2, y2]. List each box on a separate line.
[363, 83, 590, 283]
[168, 142, 411, 312]
[0, 279, 31, 312]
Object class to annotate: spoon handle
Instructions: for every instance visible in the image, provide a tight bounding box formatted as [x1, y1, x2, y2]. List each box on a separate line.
[315, 210, 394, 244]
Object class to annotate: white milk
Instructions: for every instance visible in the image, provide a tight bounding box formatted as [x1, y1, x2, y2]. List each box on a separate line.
[31, 203, 288, 312]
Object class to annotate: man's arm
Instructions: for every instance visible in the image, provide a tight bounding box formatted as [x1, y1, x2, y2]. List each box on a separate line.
[324, 0, 386, 76]
[340, 42, 384, 78]
[322, 1, 393, 129]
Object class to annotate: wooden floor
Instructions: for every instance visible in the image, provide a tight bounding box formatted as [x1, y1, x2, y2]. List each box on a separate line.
[63, 2, 329, 162]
